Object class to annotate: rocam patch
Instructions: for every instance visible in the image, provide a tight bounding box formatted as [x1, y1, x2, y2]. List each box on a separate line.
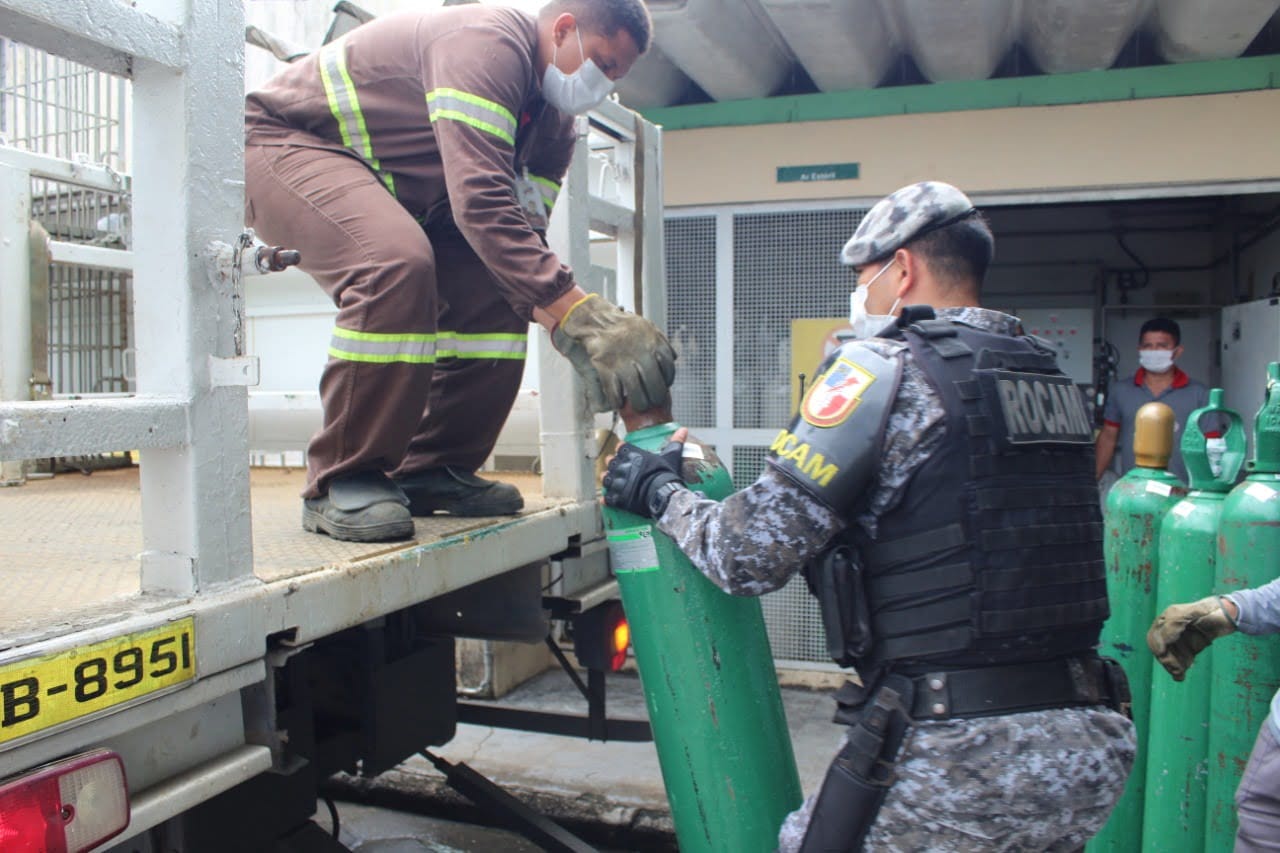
[802, 357, 876, 428]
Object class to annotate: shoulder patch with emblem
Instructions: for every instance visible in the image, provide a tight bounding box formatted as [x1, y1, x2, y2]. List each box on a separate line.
[770, 342, 902, 513]
[803, 357, 876, 428]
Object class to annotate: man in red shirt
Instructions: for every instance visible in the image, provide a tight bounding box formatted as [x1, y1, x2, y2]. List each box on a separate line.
[245, 0, 673, 541]
[1095, 318, 1210, 484]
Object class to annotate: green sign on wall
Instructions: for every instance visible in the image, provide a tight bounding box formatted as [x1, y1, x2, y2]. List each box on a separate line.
[776, 162, 860, 183]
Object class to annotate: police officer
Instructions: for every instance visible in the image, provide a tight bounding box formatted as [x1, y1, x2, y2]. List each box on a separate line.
[603, 182, 1136, 851]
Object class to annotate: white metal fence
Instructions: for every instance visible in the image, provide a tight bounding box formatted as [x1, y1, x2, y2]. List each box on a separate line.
[0, 38, 129, 168]
[35, 178, 132, 398]
[1, 39, 133, 475]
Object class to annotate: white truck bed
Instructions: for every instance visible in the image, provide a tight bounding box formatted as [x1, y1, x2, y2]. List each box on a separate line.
[1, 467, 576, 647]
[0, 4, 659, 836]
[0, 465, 599, 814]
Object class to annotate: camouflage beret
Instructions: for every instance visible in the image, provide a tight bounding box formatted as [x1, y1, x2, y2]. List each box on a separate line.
[841, 181, 977, 266]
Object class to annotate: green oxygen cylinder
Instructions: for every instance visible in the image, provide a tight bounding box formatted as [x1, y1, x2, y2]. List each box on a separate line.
[602, 421, 803, 853]
[1208, 363, 1280, 851]
[1089, 401, 1188, 853]
[1143, 390, 1245, 853]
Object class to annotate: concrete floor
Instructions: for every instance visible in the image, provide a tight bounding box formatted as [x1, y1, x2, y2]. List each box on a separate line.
[326, 668, 845, 851]
[332, 801, 548, 853]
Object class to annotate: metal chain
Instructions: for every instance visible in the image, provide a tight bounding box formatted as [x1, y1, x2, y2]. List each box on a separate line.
[230, 230, 255, 356]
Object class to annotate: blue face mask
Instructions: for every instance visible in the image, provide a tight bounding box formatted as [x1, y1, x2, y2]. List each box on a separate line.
[543, 27, 614, 115]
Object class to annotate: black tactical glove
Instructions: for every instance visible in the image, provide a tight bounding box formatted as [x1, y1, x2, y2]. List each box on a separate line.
[602, 439, 688, 519]
[552, 293, 677, 414]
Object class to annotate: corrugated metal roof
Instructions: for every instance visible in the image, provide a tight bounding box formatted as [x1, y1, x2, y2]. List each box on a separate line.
[617, 0, 1280, 108]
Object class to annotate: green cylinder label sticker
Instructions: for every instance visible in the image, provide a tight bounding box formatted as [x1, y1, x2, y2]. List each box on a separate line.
[607, 526, 661, 574]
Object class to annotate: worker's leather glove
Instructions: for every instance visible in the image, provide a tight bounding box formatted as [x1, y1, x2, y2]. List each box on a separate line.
[552, 293, 677, 414]
[602, 439, 688, 519]
[1147, 595, 1238, 681]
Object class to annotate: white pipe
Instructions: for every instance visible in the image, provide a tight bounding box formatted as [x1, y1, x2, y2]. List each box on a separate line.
[48, 240, 134, 273]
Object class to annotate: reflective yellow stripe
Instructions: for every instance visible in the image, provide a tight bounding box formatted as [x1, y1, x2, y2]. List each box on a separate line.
[530, 174, 560, 193]
[318, 51, 354, 149]
[328, 348, 437, 364]
[329, 327, 436, 363]
[436, 330, 528, 361]
[425, 88, 517, 146]
[437, 350, 527, 360]
[326, 328, 527, 363]
[530, 173, 560, 212]
[319, 44, 396, 196]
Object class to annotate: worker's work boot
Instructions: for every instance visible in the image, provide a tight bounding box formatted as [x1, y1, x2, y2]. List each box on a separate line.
[302, 471, 414, 542]
[394, 467, 524, 517]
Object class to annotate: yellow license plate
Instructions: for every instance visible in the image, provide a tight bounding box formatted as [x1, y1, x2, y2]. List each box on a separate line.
[0, 617, 196, 745]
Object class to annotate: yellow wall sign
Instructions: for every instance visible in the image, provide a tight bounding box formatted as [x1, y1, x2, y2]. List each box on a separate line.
[790, 318, 855, 413]
[0, 617, 196, 745]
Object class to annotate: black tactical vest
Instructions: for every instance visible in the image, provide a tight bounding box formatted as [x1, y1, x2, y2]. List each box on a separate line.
[852, 315, 1109, 673]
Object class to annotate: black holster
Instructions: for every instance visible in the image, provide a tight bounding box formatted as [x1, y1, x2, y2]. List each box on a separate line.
[1101, 656, 1133, 719]
[804, 543, 872, 668]
[799, 674, 914, 853]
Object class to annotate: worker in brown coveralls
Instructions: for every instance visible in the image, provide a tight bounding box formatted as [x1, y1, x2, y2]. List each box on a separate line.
[244, 0, 674, 542]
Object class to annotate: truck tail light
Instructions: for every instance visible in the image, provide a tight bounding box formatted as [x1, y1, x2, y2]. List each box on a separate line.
[611, 619, 630, 671]
[0, 749, 130, 853]
[572, 601, 631, 672]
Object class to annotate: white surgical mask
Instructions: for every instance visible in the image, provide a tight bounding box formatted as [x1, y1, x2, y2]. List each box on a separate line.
[1139, 350, 1175, 374]
[543, 28, 614, 115]
[847, 260, 901, 339]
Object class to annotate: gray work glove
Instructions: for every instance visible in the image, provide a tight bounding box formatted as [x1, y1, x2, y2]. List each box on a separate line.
[1147, 595, 1238, 681]
[551, 293, 677, 414]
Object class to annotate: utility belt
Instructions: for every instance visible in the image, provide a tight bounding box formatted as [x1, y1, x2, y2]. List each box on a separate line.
[834, 654, 1131, 725]
[802, 656, 1130, 852]
[906, 654, 1131, 722]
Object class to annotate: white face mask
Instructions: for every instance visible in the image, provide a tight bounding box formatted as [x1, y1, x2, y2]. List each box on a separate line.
[847, 260, 901, 339]
[543, 27, 614, 115]
[1139, 349, 1175, 374]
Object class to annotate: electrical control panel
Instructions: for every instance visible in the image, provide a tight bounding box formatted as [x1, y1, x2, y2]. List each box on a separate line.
[1016, 308, 1094, 386]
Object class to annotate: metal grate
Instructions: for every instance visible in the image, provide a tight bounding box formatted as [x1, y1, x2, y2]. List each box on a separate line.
[723, 206, 874, 667]
[2, 39, 133, 400]
[733, 445, 830, 664]
[3, 40, 134, 471]
[730, 445, 768, 491]
[665, 216, 716, 428]
[32, 183, 133, 399]
[760, 575, 832, 665]
[732, 209, 864, 429]
[0, 39, 129, 167]
[45, 261, 132, 397]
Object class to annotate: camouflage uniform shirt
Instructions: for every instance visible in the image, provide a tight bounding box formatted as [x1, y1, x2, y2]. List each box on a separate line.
[656, 306, 1136, 851]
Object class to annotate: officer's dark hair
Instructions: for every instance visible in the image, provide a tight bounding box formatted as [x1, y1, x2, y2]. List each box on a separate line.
[543, 0, 652, 54]
[1139, 317, 1181, 345]
[906, 211, 995, 294]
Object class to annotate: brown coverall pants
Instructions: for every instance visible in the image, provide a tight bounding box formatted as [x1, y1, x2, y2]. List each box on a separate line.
[245, 142, 527, 499]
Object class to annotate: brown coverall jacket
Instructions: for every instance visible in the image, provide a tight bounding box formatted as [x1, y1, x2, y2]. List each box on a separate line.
[244, 5, 576, 496]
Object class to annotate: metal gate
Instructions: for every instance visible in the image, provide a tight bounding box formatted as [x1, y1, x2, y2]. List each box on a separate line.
[666, 205, 868, 666]
[1, 38, 133, 472]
